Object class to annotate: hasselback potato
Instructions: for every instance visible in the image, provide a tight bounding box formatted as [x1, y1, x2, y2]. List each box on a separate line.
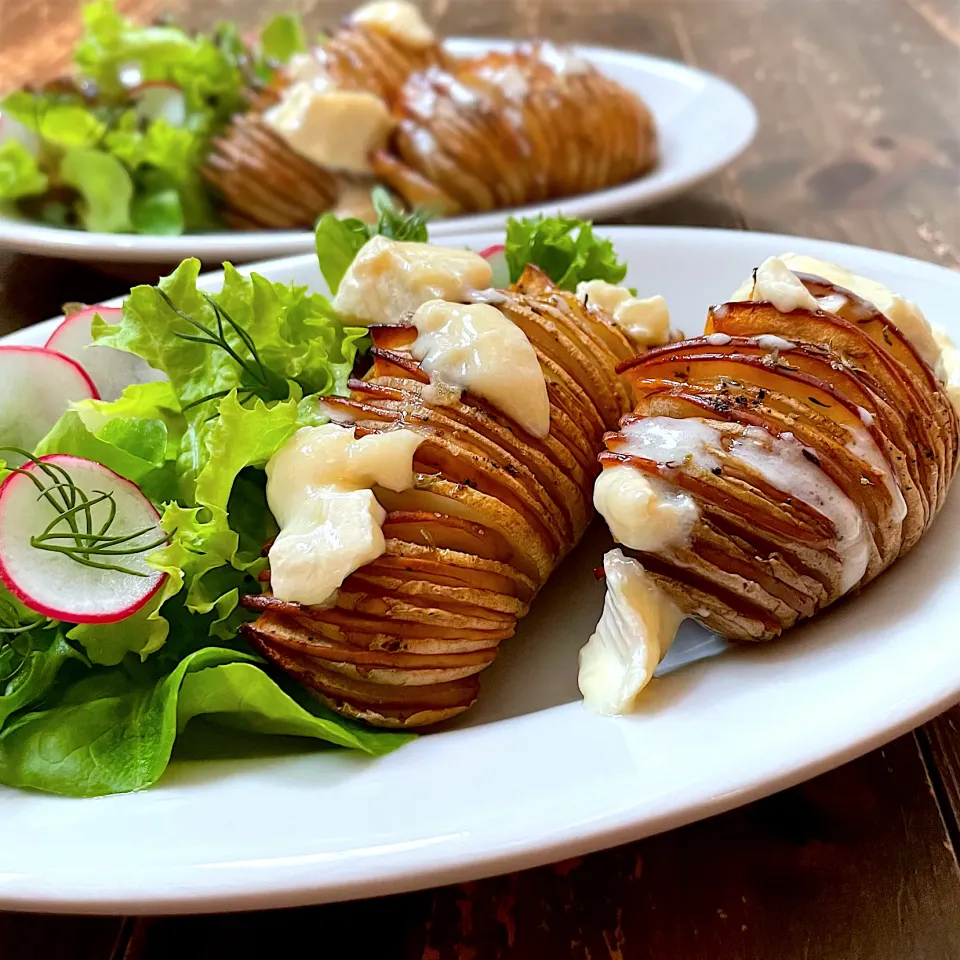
[203, 2, 448, 229]
[373, 43, 658, 216]
[241, 262, 636, 727]
[593, 255, 958, 652]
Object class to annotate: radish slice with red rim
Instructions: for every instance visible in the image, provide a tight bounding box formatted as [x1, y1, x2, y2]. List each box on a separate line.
[479, 244, 510, 289]
[0, 455, 167, 624]
[0, 347, 98, 464]
[45, 306, 165, 401]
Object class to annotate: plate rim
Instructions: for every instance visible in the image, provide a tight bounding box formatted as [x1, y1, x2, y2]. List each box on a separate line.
[0, 39, 757, 262]
[0, 224, 957, 916]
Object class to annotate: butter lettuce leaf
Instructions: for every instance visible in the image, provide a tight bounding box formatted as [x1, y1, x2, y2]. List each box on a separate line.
[259, 13, 307, 64]
[74, 0, 244, 121]
[0, 590, 84, 728]
[0, 141, 48, 200]
[0, 646, 411, 797]
[60, 147, 134, 232]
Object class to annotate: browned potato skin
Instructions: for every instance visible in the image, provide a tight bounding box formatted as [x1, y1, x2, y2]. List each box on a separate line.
[203, 22, 449, 230]
[374, 43, 658, 216]
[241, 267, 634, 727]
[606, 277, 958, 644]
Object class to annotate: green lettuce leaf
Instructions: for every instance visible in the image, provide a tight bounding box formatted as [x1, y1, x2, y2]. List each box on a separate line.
[107, 113, 219, 232]
[0, 590, 84, 728]
[0, 91, 105, 148]
[504, 215, 627, 290]
[60, 147, 134, 232]
[35, 408, 178, 503]
[131, 175, 184, 235]
[93, 259, 365, 416]
[78, 380, 184, 457]
[74, 0, 244, 122]
[0, 141, 48, 200]
[0, 647, 411, 797]
[160, 391, 300, 593]
[314, 214, 370, 295]
[259, 13, 307, 64]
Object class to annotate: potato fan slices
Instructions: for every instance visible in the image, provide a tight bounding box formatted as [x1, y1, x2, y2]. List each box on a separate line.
[202, 20, 656, 228]
[203, 19, 448, 229]
[241, 267, 635, 726]
[372, 44, 657, 216]
[605, 274, 958, 643]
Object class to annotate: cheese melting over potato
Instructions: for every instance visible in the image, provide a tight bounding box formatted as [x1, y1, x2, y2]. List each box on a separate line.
[410, 299, 550, 438]
[266, 424, 424, 606]
[733, 253, 954, 392]
[351, 1, 435, 48]
[578, 549, 684, 714]
[576, 279, 672, 350]
[263, 80, 393, 174]
[333, 236, 493, 324]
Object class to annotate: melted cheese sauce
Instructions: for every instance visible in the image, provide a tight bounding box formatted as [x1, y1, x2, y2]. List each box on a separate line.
[615, 417, 871, 593]
[332, 236, 493, 324]
[593, 465, 698, 553]
[742, 257, 820, 314]
[266, 424, 424, 606]
[733, 253, 950, 380]
[410, 299, 550, 437]
[351, 1, 435, 49]
[934, 327, 960, 413]
[843, 422, 908, 525]
[780, 253, 943, 372]
[263, 81, 392, 174]
[538, 42, 592, 76]
[576, 279, 672, 350]
[578, 549, 684, 714]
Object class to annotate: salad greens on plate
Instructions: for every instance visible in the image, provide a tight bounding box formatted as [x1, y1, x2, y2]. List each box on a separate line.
[0, 1, 309, 234]
[0, 212, 625, 797]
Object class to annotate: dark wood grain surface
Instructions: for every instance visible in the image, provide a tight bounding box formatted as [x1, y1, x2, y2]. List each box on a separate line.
[2, 1, 960, 957]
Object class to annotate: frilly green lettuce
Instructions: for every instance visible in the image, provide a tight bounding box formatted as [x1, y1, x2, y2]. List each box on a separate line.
[505, 214, 628, 290]
[0, 141, 48, 201]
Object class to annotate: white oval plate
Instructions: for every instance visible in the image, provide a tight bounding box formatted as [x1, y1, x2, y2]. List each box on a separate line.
[0, 40, 756, 263]
[1, 226, 958, 915]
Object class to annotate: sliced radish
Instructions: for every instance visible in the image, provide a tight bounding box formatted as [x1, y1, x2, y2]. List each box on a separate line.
[479, 243, 510, 289]
[45, 305, 164, 402]
[0, 347, 98, 462]
[0, 455, 167, 624]
[129, 82, 187, 127]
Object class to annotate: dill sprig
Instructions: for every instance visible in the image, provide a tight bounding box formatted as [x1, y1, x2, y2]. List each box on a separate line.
[156, 289, 287, 411]
[0, 448, 169, 577]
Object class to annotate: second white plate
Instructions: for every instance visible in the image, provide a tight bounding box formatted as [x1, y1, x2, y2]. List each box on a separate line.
[0, 40, 756, 263]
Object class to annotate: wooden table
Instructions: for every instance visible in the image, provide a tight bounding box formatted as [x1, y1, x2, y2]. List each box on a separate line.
[2, 0, 960, 956]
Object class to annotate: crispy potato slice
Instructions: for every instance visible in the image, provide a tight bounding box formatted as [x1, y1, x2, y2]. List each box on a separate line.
[707, 301, 947, 515]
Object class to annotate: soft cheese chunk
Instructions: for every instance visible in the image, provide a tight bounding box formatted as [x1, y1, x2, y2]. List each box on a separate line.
[266, 424, 424, 606]
[741, 256, 820, 314]
[411, 299, 550, 437]
[593, 465, 698, 553]
[333, 236, 493, 324]
[577, 280, 672, 350]
[578, 549, 684, 714]
[263, 82, 392, 174]
[352, 1, 435, 48]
